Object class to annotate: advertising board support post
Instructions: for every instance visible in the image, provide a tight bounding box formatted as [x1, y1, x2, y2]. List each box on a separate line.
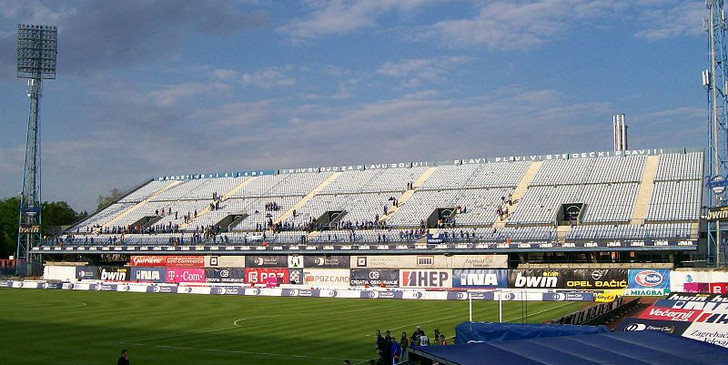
[499, 289, 503, 323]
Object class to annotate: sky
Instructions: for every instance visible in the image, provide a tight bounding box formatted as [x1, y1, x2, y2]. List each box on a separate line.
[0, 0, 710, 213]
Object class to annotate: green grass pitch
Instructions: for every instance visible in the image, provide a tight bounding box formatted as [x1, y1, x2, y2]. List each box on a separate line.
[0, 288, 587, 364]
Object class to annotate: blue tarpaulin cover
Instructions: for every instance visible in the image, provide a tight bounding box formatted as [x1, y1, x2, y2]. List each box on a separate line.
[455, 321, 609, 344]
[409, 331, 728, 365]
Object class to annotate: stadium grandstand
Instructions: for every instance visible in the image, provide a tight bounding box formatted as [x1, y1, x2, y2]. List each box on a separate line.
[38, 147, 703, 266]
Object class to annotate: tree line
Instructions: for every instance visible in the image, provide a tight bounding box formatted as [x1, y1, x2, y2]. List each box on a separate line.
[0, 189, 125, 259]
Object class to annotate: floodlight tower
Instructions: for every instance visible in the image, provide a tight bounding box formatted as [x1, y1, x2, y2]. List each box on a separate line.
[15, 24, 57, 276]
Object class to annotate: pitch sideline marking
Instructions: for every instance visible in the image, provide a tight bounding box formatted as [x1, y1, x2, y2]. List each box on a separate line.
[363, 301, 575, 337]
[119, 341, 368, 362]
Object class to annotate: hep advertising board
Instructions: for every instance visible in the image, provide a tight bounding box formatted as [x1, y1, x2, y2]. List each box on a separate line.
[245, 268, 289, 285]
[130, 267, 166, 283]
[99, 267, 130, 281]
[75, 266, 98, 280]
[625, 269, 670, 296]
[303, 256, 350, 268]
[400, 270, 452, 289]
[350, 269, 399, 287]
[351, 255, 507, 269]
[205, 256, 246, 268]
[507, 269, 627, 289]
[166, 268, 205, 283]
[302, 269, 351, 288]
[245, 256, 288, 268]
[452, 269, 507, 289]
[129, 255, 204, 267]
[205, 268, 245, 283]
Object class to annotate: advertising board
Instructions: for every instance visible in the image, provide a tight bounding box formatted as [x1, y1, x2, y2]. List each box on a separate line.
[130, 267, 166, 283]
[205, 256, 246, 268]
[205, 268, 245, 283]
[349, 269, 399, 287]
[350, 255, 507, 269]
[399, 269, 452, 288]
[244, 268, 289, 285]
[245, 256, 288, 268]
[166, 267, 206, 283]
[303, 255, 350, 268]
[99, 267, 129, 281]
[625, 269, 670, 296]
[452, 269, 507, 289]
[302, 269, 351, 288]
[507, 269, 627, 289]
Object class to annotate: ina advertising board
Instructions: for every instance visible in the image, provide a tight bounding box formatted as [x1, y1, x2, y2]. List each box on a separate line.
[303, 255, 350, 268]
[625, 269, 670, 296]
[302, 269, 351, 288]
[452, 269, 507, 289]
[130, 267, 166, 283]
[205, 268, 245, 283]
[350, 255, 507, 269]
[98, 267, 129, 281]
[245, 268, 289, 285]
[507, 269, 627, 289]
[166, 267, 206, 283]
[245, 256, 288, 268]
[350, 269, 399, 287]
[205, 256, 246, 268]
[400, 270, 452, 289]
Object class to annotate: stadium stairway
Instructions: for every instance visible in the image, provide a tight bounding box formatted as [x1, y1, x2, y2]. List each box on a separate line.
[630, 155, 659, 225]
[102, 180, 182, 228]
[379, 167, 437, 223]
[179, 177, 258, 230]
[494, 161, 543, 228]
[276, 172, 342, 225]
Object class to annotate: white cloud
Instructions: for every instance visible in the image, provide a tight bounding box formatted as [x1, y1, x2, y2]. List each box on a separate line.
[377, 56, 472, 86]
[211, 69, 240, 80]
[241, 68, 296, 89]
[424, 0, 626, 50]
[278, 0, 440, 40]
[636, 1, 704, 41]
[149, 82, 232, 106]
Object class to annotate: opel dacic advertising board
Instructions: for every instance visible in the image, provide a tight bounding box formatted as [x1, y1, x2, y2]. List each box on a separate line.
[508, 269, 627, 289]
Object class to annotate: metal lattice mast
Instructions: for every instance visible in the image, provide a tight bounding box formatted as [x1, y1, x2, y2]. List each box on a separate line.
[15, 24, 56, 276]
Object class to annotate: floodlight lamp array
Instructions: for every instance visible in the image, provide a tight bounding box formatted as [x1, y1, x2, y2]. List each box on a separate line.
[17, 24, 57, 79]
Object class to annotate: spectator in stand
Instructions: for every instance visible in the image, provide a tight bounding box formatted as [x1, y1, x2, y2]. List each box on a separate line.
[117, 349, 129, 365]
[418, 332, 429, 346]
[399, 332, 409, 361]
[375, 350, 387, 365]
[383, 330, 393, 362]
[375, 330, 386, 355]
[390, 336, 402, 365]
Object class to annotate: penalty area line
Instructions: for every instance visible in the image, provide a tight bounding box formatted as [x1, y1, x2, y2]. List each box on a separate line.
[119, 342, 368, 362]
